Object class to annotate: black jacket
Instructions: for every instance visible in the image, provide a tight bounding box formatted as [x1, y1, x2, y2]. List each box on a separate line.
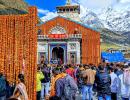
[41, 67, 51, 83]
[95, 70, 111, 96]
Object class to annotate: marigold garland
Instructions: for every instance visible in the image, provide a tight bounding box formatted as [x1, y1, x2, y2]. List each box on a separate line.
[0, 7, 37, 100]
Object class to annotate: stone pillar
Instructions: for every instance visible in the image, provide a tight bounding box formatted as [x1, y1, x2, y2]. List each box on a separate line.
[76, 42, 80, 64]
[67, 41, 80, 64]
[37, 42, 48, 64]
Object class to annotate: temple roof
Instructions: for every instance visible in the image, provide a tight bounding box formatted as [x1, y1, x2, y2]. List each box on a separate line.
[39, 16, 99, 32]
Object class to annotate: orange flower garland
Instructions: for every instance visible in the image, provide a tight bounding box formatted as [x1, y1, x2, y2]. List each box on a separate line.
[0, 7, 37, 100]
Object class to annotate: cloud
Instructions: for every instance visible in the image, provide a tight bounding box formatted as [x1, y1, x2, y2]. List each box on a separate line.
[119, 0, 130, 3]
[79, 5, 89, 18]
[72, 0, 116, 9]
[72, 0, 130, 14]
[38, 9, 50, 15]
[38, 8, 58, 22]
[41, 11, 58, 22]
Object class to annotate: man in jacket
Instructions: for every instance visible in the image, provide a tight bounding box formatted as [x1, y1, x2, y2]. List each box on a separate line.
[82, 65, 96, 100]
[36, 66, 44, 100]
[50, 67, 66, 97]
[51, 67, 78, 100]
[76, 64, 85, 93]
[110, 68, 119, 100]
[41, 64, 51, 99]
[95, 65, 111, 100]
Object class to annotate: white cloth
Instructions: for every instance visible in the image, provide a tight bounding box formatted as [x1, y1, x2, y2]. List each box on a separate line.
[13, 83, 28, 100]
[118, 74, 130, 98]
[110, 72, 118, 93]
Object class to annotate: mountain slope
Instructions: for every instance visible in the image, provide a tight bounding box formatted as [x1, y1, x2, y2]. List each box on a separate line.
[0, 0, 28, 14]
[123, 32, 130, 45]
[100, 28, 128, 45]
[80, 10, 130, 47]
[98, 7, 130, 33]
[81, 10, 104, 28]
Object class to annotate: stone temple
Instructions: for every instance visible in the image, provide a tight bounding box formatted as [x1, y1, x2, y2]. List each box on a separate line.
[37, 0, 100, 65]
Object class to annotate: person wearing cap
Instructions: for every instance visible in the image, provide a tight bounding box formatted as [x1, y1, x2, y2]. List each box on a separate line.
[13, 74, 28, 100]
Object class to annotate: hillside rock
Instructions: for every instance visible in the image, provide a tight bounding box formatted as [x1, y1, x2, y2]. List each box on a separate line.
[0, 0, 28, 14]
[80, 9, 130, 47]
[99, 28, 129, 46]
[103, 8, 130, 33]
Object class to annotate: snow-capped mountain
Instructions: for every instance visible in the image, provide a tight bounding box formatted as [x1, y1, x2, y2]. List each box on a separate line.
[99, 7, 130, 33]
[80, 7, 130, 46]
[80, 10, 104, 28]
[81, 6, 130, 33]
[40, 5, 130, 34]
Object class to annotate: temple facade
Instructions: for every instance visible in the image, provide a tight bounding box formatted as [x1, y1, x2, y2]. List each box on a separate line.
[37, 1, 100, 65]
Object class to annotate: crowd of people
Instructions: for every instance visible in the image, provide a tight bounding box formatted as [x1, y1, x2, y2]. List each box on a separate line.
[36, 58, 130, 100]
[0, 60, 130, 100]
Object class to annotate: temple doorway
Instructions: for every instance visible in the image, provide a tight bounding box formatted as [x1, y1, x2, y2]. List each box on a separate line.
[52, 47, 64, 64]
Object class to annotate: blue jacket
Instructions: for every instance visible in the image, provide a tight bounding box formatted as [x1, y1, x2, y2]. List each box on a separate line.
[41, 67, 51, 83]
[116, 70, 123, 76]
[55, 78, 64, 98]
[95, 71, 111, 95]
[55, 75, 78, 99]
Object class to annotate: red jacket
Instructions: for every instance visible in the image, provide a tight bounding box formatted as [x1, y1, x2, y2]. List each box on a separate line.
[66, 68, 75, 79]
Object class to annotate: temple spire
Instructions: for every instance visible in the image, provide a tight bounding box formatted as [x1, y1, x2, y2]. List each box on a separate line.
[66, 0, 71, 5]
[56, 0, 80, 21]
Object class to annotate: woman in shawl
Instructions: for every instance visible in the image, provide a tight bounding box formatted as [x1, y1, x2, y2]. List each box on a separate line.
[13, 74, 28, 100]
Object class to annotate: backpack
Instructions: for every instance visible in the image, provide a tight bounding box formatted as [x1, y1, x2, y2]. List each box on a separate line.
[0, 77, 6, 96]
[77, 69, 84, 86]
[123, 68, 130, 85]
[63, 75, 78, 99]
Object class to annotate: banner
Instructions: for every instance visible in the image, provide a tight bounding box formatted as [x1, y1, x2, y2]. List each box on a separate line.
[48, 34, 67, 39]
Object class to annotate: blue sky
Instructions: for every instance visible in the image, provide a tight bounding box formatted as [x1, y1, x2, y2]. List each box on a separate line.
[25, 0, 130, 19]
[25, 0, 66, 17]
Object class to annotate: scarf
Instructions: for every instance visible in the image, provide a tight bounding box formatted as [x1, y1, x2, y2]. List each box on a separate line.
[50, 73, 66, 96]
[13, 83, 28, 100]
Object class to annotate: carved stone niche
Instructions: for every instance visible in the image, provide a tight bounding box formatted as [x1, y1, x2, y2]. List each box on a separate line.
[69, 43, 76, 50]
[49, 25, 66, 34]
